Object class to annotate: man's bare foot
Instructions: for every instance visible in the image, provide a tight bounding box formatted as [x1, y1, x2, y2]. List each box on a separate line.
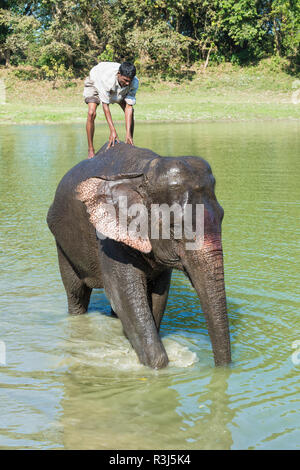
[88, 149, 95, 159]
[125, 135, 134, 145]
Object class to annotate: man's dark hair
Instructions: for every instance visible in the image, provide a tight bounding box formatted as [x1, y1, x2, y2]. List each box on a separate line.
[119, 62, 136, 79]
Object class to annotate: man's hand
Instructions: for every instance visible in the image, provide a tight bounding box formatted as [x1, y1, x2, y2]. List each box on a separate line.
[106, 130, 120, 150]
[102, 103, 120, 150]
[125, 134, 134, 145]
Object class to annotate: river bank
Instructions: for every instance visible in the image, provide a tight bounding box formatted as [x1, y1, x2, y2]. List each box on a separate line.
[1, 62, 299, 124]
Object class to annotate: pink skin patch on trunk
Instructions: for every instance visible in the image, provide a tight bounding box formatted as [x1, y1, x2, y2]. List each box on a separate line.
[202, 208, 222, 251]
[203, 234, 222, 251]
[184, 207, 222, 252]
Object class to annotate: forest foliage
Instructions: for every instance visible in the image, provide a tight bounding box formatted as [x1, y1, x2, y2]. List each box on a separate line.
[0, 0, 299, 81]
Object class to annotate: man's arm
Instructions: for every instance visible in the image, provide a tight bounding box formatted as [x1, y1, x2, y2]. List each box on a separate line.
[123, 76, 138, 145]
[124, 103, 134, 145]
[102, 103, 119, 149]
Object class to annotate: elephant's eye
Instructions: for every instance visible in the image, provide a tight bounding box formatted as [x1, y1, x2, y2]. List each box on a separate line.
[168, 182, 181, 190]
[193, 184, 204, 192]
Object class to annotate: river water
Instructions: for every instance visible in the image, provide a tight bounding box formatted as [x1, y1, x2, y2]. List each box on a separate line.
[0, 121, 299, 449]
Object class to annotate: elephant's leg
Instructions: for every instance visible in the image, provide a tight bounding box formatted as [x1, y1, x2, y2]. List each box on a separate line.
[56, 243, 92, 315]
[117, 274, 168, 369]
[149, 269, 172, 331]
[101, 264, 168, 369]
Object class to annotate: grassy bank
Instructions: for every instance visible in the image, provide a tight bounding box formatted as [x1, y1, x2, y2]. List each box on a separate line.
[0, 60, 299, 124]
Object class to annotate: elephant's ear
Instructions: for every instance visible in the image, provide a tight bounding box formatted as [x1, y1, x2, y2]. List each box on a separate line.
[76, 176, 152, 254]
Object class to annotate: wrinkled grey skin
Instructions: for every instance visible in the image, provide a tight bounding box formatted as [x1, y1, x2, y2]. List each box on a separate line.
[47, 142, 231, 369]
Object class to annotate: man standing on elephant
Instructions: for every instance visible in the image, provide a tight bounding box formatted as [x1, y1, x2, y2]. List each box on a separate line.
[83, 61, 139, 158]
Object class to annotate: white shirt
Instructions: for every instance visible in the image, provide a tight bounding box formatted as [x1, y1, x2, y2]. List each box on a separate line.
[89, 62, 139, 105]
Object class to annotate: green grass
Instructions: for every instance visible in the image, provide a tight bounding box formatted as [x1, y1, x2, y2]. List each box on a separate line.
[1, 60, 299, 124]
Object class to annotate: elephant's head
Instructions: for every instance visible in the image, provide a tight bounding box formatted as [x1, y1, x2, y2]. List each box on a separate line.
[144, 156, 231, 366]
[76, 152, 231, 367]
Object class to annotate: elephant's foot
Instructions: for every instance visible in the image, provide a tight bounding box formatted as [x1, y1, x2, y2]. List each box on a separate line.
[68, 305, 88, 315]
[67, 290, 91, 315]
[139, 346, 169, 370]
[126, 330, 169, 369]
[120, 318, 169, 369]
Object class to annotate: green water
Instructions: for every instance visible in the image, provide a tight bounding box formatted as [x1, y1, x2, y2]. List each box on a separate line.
[0, 121, 299, 449]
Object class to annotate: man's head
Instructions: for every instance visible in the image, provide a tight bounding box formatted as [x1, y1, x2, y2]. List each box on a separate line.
[117, 62, 136, 87]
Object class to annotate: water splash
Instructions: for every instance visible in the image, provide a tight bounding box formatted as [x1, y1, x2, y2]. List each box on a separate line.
[55, 315, 198, 372]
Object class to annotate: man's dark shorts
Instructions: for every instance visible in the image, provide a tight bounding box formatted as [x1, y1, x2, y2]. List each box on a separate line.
[83, 77, 101, 105]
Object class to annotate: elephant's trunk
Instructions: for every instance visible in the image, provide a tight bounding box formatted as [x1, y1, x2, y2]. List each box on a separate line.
[180, 235, 231, 366]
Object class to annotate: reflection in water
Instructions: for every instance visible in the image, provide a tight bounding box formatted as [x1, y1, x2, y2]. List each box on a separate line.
[0, 121, 299, 449]
[53, 313, 233, 450]
[55, 313, 198, 450]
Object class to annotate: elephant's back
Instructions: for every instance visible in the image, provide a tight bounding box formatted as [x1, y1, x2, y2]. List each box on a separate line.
[53, 142, 159, 195]
[92, 142, 159, 178]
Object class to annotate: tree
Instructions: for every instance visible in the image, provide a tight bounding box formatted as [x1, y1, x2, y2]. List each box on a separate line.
[0, 0, 299, 76]
[0, 8, 40, 66]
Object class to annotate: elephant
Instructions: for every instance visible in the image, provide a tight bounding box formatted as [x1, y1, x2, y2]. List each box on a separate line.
[47, 142, 231, 369]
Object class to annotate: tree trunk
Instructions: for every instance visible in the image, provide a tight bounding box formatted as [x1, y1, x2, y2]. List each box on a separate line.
[203, 44, 213, 71]
[273, 18, 281, 55]
[5, 49, 10, 67]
